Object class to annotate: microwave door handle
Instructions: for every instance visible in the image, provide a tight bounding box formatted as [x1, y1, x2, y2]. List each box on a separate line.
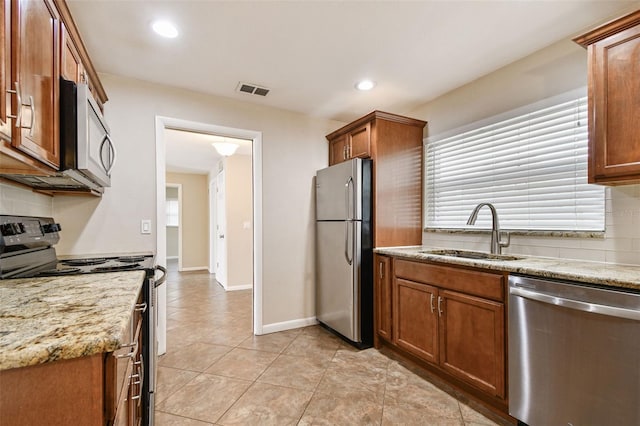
[100, 134, 117, 175]
[106, 134, 117, 175]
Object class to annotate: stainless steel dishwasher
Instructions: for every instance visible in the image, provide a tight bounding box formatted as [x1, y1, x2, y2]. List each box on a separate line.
[509, 274, 640, 426]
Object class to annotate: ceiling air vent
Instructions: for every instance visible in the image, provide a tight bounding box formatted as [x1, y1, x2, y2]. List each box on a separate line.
[236, 82, 270, 97]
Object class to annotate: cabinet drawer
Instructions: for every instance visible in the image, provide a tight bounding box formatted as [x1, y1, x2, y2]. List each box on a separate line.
[394, 259, 504, 302]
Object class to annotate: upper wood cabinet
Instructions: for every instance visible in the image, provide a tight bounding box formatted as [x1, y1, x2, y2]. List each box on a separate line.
[13, 0, 61, 170]
[0, 0, 107, 180]
[574, 10, 640, 184]
[326, 111, 427, 247]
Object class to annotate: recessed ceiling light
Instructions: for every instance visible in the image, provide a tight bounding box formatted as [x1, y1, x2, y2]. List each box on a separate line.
[356, 80, 376, 91]
[152, 20, 178, 38]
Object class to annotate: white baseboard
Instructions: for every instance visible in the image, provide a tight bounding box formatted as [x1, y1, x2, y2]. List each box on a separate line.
[259, 316, 318, 335]
[179, 266, 209, 272]
[225, 284, 253, 292]
[166, 256, 178, 260]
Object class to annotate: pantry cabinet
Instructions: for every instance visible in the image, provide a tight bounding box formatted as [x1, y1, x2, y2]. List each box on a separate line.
[326, 111, 426, 247]
[0, 0, 107, 181]
[574, 10, 640, 184]
[375, 255, 508, 413]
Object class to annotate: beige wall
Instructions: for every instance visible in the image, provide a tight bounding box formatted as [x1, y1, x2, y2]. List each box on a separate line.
[166, 172, 208, 269]
[51, 73, 341, 328]
[406, 38, 640, 266]
[224, 154, 253, 288]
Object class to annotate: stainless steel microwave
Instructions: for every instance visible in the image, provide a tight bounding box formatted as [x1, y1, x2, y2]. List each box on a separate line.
[59, 78, 115, 189]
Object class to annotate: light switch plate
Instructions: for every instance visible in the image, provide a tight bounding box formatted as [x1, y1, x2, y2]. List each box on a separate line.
[141, 220, 151, 234]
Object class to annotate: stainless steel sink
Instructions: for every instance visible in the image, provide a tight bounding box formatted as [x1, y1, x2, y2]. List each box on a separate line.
[420, 249, 523, 261]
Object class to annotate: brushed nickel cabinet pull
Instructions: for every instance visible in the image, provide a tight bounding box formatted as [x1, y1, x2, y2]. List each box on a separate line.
[7, 82, 22, 127]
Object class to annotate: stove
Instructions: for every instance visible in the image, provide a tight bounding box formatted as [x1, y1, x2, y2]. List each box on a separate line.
[0, 215, 163, 426]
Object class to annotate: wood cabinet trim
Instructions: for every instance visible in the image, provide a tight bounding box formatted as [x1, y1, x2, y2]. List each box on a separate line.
[326, 110, 426, 141]
[573, 9, 640, 47]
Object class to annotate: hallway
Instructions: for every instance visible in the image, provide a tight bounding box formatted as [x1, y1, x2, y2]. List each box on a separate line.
[154, 265, 500, 425]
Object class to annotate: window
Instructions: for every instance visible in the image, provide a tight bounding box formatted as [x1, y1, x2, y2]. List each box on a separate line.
[166, 199, 179, 227]
[425, 90, 604, 232]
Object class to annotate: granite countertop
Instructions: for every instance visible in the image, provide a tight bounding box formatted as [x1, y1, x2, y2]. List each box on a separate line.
[374, 246, 640, 291]
[0, 271, 145, 371]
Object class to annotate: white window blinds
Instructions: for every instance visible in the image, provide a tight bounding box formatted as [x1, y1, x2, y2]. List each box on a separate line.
[425, 93, 605, 231]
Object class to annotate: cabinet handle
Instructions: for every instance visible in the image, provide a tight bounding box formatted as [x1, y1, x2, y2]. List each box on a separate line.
[430, 293, 435, 313]
[131, 354, 144, 401]
[115, 339, 138, 359]
[437, 296, 443, 317]
[379, 262, 383, 279]
[6, 82, 22, 127]
[27, 96, 34, 137]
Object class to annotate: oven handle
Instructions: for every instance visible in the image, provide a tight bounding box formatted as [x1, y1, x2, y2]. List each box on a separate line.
[154, 265, 167, 287]
[510, 286, 640, 321]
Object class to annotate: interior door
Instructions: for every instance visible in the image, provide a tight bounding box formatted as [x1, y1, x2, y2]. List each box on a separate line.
[215, 170, 227, 287]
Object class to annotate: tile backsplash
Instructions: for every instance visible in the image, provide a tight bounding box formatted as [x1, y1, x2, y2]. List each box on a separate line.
[424, 185, 640, 266]
[0, 182, 53, 216]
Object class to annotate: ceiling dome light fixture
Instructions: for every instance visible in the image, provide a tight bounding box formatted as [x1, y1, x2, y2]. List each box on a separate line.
[356, 80, 376, 91]
[212, 142, 239, 157]
[152, 20, 179, 38]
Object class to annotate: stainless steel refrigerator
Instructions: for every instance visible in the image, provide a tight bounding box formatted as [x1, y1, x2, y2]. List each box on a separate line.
[315, 158, 373, 348]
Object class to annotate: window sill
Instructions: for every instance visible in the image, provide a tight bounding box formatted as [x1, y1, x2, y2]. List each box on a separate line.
[424, 228, 605, 239]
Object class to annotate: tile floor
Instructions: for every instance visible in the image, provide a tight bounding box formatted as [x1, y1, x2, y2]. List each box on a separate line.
[155, 262, 502, 425]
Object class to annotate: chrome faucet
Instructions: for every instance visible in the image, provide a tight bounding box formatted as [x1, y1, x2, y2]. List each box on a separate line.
[466, 203, 510, 255]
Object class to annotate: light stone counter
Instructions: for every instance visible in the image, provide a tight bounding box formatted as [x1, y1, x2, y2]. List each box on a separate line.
[375, 246, 640, 291]
[0, 271, 145, 371]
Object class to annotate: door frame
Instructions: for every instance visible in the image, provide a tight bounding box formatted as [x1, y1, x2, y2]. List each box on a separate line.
[155, 116, 264, 356]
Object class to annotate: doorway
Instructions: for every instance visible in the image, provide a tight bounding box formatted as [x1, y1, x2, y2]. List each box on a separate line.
[165, 183, 182, 270]
[155, 116, 264, 356]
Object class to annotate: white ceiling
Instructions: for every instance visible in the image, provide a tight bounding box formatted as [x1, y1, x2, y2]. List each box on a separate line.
[164, 129, 251, 174]
[67, 1, 639, 174]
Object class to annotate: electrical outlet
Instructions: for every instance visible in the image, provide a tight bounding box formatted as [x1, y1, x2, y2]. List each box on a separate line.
[141, 220, 151, 234]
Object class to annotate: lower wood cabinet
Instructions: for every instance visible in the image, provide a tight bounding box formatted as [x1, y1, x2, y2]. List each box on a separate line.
[374, 255, 508, 413]
[0, 291, 144, 426]
[393, 277, 438, 363]
[374, 254, 392, 343]
[439, 289, 505, 399]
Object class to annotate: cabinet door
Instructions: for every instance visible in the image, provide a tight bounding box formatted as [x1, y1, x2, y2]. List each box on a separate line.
[12, 0, 60, 169]
[392, 277, 438, 363]
[438, 290, 505, 398]
[60, 21, 83, 83]
[348, 122, 370, 159]
[589, 23, 640, 182]
[374, 254, 392, 343]
[329, 134, 348, 165]
[0, 0, 10, 142]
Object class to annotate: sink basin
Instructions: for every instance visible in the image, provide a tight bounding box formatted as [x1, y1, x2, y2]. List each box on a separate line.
[420, 249, 523, 261]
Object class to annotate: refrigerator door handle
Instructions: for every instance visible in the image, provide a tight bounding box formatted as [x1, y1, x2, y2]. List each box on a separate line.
[345, 177, 354, 220]
[344, 220, 353, 265]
